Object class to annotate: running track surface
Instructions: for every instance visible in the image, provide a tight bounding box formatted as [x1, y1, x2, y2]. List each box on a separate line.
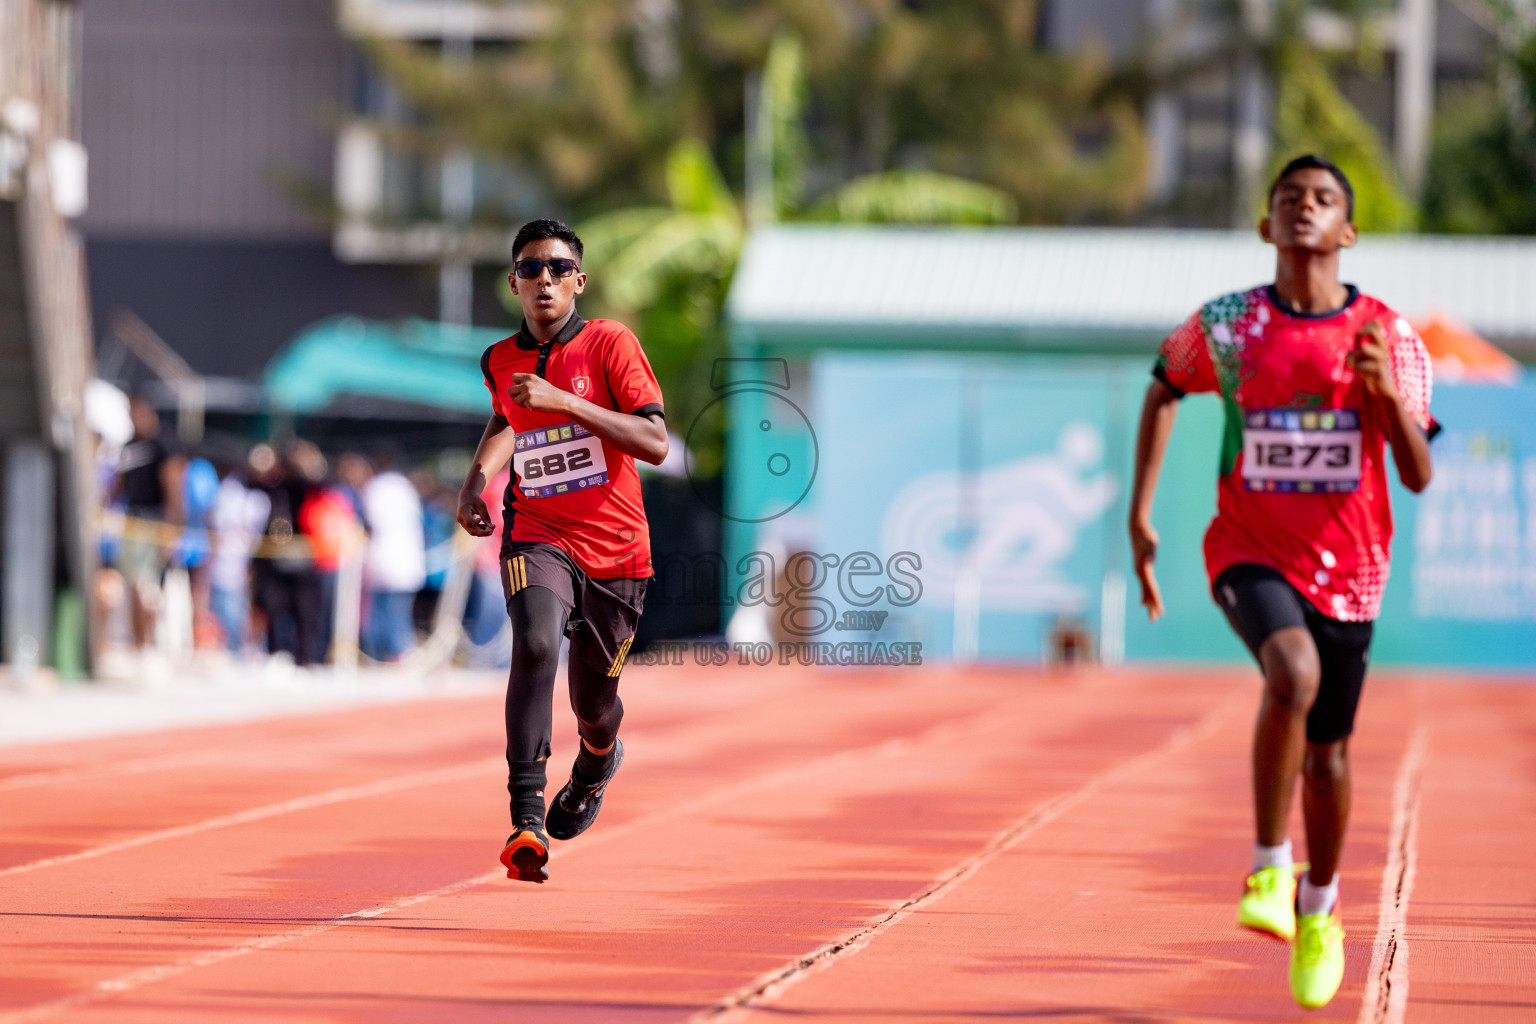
[2, 664, 1532, 1023]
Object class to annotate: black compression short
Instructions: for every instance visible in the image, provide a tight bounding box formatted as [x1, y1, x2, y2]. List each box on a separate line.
[1213, 563, 1374, 744]
[499, 540, 648, 677]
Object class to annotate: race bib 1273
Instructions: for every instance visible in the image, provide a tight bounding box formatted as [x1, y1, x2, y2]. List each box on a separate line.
[513, 422, 609, 498]
[1241, 408, 1361, 493]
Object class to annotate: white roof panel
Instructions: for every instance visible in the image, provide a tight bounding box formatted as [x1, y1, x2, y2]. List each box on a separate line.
[728, 226, 1536, 342]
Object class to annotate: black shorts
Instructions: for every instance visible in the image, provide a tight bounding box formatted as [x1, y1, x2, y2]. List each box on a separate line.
[1213, 563, 1374, 744]
[500, 540, 648, 677]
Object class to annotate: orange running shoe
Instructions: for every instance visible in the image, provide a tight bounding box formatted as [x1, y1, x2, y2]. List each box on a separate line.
[499, 819, 550, 883]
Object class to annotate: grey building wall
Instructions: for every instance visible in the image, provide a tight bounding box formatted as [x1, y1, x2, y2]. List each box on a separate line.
[1041, 0, 1148, 57]
[79, 0, 345, 240]
[76, 0, 438, 381]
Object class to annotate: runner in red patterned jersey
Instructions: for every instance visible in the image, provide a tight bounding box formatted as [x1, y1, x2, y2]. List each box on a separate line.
[1128, 156, 1437, 1009]
[456, 219, 668, 884]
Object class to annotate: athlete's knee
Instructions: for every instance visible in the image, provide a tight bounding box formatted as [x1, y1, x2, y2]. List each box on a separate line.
[512, 626, 561, 667]
[1259, 631, 1321, 713]
[1302, 740, 1349, 784]
[570, 672, 621, 725]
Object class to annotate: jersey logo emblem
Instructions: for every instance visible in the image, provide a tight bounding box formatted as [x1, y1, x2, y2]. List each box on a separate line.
[572, 376, 592, 398]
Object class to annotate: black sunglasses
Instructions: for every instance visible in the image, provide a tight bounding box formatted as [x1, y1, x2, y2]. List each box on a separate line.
[512, 257, 580, 279]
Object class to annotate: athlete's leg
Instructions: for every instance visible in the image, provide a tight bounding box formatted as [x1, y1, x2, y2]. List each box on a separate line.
[567, 657, 623, 754]
[1252, 627, 1322, 846]
[1297, 613, 1371, 891]
[564, 574, 643, 756]
[546, 575, 645, 841]
[504, 584, 568, 823]
[1216, 564, 1321, 941]
[1301, 738, 1349, 884]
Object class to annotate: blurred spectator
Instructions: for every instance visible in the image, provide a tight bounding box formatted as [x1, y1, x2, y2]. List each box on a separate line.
[209, 447, 272, 655]
[412, 465, 457, 628]
[300, 446, 363, 664]
[252, 442, 323, 666]
[336, 453, 373, 525]
[177, 455, 222, 650]
[114, 396, 185, 651]
[462, 466, 510, 650]
[361, 456, 425, 661]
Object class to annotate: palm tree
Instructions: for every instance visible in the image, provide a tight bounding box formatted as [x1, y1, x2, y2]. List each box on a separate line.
[1142, 0, 1413, 229]
[549, 32, 1021, 474]
[358, 1, 1146, 224]
[1422, 2, 1536, 234]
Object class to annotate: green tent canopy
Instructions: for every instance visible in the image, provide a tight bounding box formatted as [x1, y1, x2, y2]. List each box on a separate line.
[264, 316, 510, 415]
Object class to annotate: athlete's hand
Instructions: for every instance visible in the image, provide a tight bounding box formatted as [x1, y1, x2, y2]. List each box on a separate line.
[457, 491, 494, 537]
[509, 372, 572, 414]
[1350, 319, 1399, 403]
[1129, 517, 1165, 621]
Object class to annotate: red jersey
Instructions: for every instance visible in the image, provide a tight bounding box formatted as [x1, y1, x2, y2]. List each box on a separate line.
[481, 313, 664, 579]
[1156, 285, 1435, 622]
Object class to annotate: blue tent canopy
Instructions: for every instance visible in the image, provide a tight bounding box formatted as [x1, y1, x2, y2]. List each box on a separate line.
[264, 316, 510, 415]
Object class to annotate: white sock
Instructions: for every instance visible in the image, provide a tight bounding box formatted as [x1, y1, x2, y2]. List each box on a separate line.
[1298, 873, 1340, 916]
[1252, 839, 1293, 872]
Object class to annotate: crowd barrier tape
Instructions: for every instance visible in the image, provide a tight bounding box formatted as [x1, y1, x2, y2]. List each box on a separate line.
[96, 510, 463, 566]
[96, 509, 486, 677]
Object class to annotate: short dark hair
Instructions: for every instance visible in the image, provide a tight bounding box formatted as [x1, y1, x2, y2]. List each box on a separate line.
[1268, 155, 1354, 221]
[512, 219, 584, 263]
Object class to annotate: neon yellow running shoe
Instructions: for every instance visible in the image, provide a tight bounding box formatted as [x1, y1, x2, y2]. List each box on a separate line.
[1290, 907, 1345, 1009]
[1238, 865, 1297, 940]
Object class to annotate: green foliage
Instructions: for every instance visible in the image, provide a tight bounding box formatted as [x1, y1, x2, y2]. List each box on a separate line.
[666, 138, 738, 217]
[811, 170, 1017, 225]
[1422, 15, 1536, 234]
[1270, 43, 1416, 231]
[763, 31, 809, 216]
[360, 1, 1145, 225]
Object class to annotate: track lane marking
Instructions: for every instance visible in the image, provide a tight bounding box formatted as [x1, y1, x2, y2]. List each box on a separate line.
[1357, 725, 1426, 1024]
[0, 749, 234, 793]
[689, 693, 1244, 1022]
[0, 690, 1060, 1022]
[0, 759, 499, 879]
[0, 679, 1029, 880]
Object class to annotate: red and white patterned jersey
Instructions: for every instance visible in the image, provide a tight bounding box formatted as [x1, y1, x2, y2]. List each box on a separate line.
[1156, 285, 1435, 622]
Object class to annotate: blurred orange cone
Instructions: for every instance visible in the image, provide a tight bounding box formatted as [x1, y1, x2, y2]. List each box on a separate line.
[1414, 313, 1521, 384]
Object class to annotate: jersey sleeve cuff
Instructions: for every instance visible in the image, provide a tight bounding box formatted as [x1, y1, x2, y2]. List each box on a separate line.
[1425, 417, 1442, 441]
[1151, 364, 1186, 399]
[631, 403, 665, 420]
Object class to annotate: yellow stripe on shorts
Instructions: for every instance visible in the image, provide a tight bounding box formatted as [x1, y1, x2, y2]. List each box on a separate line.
[506, 555, 527, 594]
[607, 635, 634, 677]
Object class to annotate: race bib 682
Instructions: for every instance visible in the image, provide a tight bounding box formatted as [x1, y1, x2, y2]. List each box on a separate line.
[1241, 408, 1361, 493]
[513, 422, 609, 498]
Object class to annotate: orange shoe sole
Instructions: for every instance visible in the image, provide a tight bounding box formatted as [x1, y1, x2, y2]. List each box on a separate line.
[499, 829, 549, 883]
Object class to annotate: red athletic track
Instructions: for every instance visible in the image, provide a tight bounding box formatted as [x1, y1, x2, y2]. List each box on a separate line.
[1, 664, 1532, 1023]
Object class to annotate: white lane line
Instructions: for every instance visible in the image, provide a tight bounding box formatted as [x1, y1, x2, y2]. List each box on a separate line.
[0, 750, 233, 793]
[0, 866, 505, 1024]
[1357, 725, 1427, 1024]
[0, 759, 498, 879]
[689, 695, 1243, 1022]
[3, 687, 1105, 1024]
[0, 696, 1031, 1023]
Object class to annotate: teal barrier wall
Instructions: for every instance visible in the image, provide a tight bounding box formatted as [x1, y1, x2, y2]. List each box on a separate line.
[722, 349, 1533, 667]
[1375, 383, 1536, 666]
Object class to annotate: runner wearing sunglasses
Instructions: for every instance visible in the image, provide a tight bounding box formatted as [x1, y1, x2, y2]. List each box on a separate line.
[1128, 156, 1436, 1008]
[457, 218, 667, 883]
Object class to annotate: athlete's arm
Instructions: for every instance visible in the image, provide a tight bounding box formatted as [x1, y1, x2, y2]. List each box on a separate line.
[1128, 378, 1181, 620]
[507, 372, 669, 465]
[457, 415, 518, 537]
[1353, 321, 1433, 493]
